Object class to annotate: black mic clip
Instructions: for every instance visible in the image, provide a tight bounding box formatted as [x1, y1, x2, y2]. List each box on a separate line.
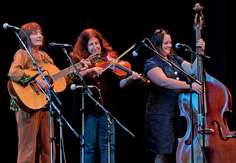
[185, 49, 210, 59]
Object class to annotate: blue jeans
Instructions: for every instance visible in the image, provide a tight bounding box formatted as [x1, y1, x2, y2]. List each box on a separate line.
[82, 113, 115, 163]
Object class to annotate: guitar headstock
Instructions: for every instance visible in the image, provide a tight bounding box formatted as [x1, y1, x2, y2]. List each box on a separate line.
[193, 3, 204, 30]
[88, 53, 102, 65]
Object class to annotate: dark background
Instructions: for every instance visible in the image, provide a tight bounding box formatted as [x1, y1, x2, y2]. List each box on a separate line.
[1, 0, 233, 162]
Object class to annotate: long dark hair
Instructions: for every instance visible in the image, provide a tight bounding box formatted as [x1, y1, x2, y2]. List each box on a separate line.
[150, 29, 175, 56]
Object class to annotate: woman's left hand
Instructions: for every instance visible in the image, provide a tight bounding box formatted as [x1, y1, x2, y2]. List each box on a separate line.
[129, 71, 141, 81]
[80, 59, 91, 71]
[196, 39, 205, 51]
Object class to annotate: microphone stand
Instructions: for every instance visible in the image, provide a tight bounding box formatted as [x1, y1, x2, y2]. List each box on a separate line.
[76, 45, 135, 163]
[13, 30, 62, 163]
[84, 90, 135, 163]
[58, 46, 93, 163]
[13, 30, 80, 163]
[143, 41, 202, 163]
[184, 46, 210, 163]
[33, 78, 79, 162]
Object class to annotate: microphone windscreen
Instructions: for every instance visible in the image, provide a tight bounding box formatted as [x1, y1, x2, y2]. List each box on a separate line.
[3, 23, 8, 29]
[70, 84, 76, 90]
[132, 51, 138, 57]
[175, 43, 180, 49]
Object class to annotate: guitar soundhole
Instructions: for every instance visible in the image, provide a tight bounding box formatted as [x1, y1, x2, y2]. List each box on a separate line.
[45, 76, 54, 86]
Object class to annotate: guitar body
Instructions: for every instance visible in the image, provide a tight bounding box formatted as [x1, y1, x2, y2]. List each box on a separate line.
[8, 64, 66, 113]
[40, 64, 67, 93]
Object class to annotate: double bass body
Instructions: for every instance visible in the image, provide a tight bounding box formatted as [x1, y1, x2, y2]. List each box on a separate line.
[177, 71, 236, 163]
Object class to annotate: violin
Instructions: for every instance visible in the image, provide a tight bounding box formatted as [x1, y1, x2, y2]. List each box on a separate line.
[94, 52, 150, 84]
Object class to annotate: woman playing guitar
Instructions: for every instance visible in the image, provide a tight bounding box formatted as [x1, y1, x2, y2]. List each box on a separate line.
[7, 22, 90, 163]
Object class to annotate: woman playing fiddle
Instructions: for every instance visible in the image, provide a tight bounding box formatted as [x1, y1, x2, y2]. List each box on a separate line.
[144, 29, 205, 163]
[71, 28, 140, 163]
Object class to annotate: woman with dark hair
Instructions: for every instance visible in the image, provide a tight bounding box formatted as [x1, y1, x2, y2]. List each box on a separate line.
[8, 22, 89, 163]
[144, 29, 205, 163]
[71, 28, 140, 163]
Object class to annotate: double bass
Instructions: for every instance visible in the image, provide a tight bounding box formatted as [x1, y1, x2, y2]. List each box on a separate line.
[177, 3, 236, 163]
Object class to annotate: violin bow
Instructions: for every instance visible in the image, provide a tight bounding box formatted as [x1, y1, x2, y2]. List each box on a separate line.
[101, 44, 136, 73]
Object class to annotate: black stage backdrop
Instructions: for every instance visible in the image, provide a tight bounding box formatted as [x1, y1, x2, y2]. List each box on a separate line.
[1, 0, 234, 162]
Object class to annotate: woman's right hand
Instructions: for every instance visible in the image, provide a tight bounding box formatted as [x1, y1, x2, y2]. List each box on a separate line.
[35, 78, 51, 94]
[192, 83, 203, 94]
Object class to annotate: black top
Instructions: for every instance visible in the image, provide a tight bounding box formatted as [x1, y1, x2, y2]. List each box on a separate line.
[83, 70, 120, 115]
[144, 54, 186, 154]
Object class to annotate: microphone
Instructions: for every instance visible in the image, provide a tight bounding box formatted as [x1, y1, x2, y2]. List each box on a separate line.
[22, 70, 45, 87]
[132, 39, 146, 57]
[70, 84, 95, 90]
[175, 43, 188, 49]
[175, 43, 191, 50]
[3, 23, 20, 30]
[49, 42, 71, 48]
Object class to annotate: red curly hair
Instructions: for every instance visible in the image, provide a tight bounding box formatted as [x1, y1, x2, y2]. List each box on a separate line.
[72, 28, 117, 62]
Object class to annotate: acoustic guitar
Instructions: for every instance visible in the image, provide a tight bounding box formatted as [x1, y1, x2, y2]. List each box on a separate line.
[7, 53, 101, 113]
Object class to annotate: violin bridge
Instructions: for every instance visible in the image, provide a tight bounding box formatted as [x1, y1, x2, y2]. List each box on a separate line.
[197, 128, 214, 135]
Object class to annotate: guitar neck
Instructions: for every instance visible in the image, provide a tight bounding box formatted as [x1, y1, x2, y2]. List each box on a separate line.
[52, 62, 83, 80]
[50, 53, 101, 81]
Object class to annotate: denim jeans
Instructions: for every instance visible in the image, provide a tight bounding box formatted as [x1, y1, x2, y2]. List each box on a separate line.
[82, 113, 115, 163]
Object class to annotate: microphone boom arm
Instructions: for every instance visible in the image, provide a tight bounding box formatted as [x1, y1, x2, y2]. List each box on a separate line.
[143, 41, 202, 85]
[101, 44, 135, 73]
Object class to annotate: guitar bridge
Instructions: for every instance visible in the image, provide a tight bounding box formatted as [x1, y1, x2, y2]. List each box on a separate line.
[30, 83, 40, 95]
